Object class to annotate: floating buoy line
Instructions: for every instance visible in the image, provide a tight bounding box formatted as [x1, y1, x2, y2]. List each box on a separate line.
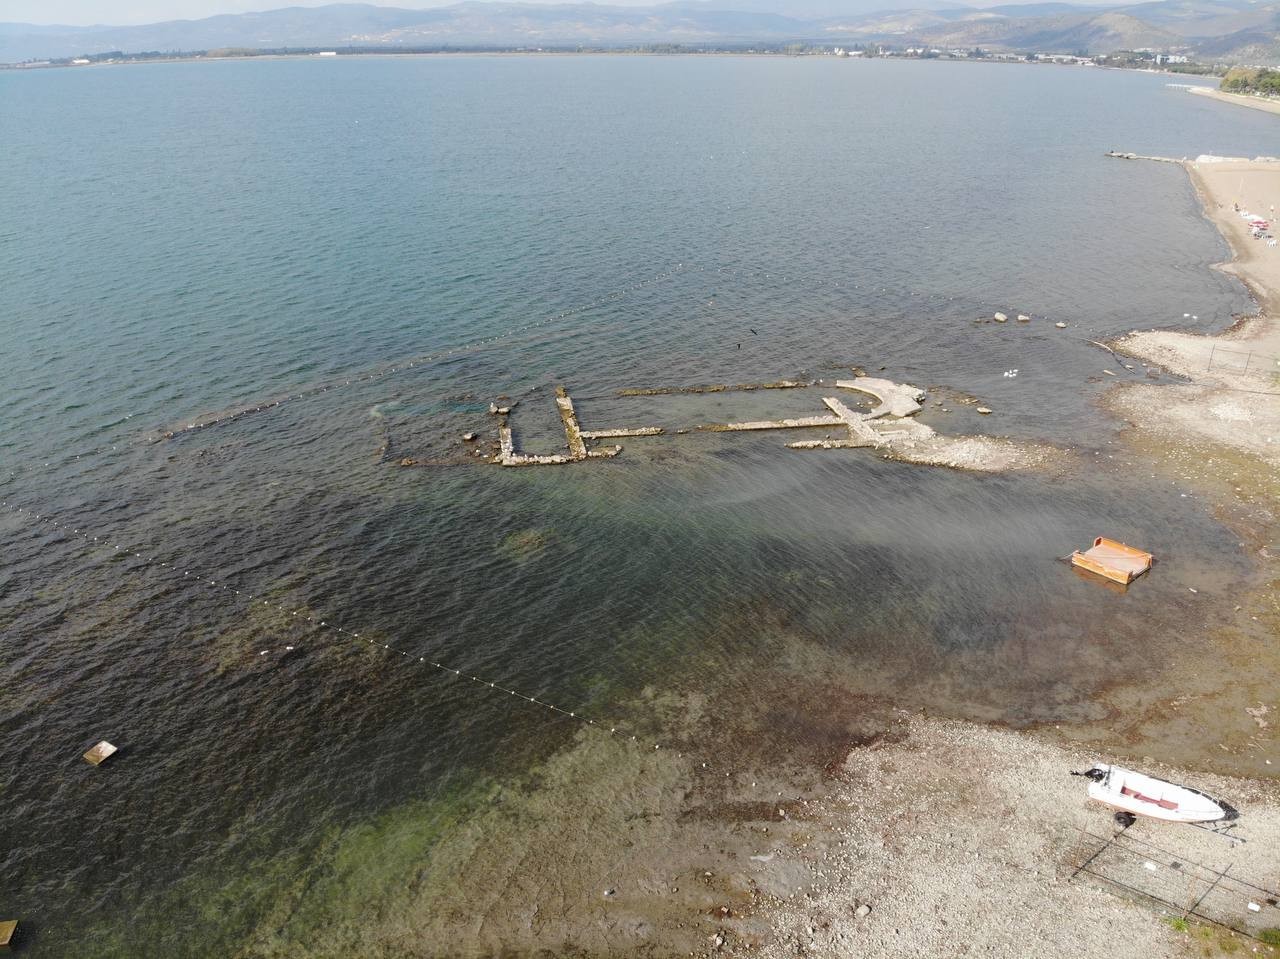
[0, 497, 707, 766]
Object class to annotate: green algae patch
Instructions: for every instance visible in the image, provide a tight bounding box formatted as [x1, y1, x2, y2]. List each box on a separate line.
[208, 598, 314, 675]
[239, 781, 502, 958]
[78, 720, 708, 959]
[72, 727, 686, 959]
[230, 733, 690, 957]
[78, 776, 498, 959]
[496, 527, 555, 564]
[201, 568, 394, 676]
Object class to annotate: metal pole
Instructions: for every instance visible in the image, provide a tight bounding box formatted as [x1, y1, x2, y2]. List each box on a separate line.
[1186, 864, 1230, 923]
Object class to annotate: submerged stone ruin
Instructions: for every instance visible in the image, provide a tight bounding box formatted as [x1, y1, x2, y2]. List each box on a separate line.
[496, 386, 662, 466]
[491, 374, 1053, 472]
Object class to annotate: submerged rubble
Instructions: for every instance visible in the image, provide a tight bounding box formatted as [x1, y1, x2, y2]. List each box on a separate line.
[488, 372, 1054, 472]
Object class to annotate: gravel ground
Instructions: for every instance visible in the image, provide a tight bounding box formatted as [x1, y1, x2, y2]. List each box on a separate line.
[886, 430, 1060, 472]
[1107, 375, 1279, 469]
[738, 715, 1280, 959]
[1112, 313, 1279, 471]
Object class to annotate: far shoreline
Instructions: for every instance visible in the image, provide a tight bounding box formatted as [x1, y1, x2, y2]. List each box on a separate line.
[0, 46, 1217, 79]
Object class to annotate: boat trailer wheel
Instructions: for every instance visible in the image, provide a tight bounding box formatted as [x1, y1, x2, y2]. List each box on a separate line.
[1114, 811, 1137, 828]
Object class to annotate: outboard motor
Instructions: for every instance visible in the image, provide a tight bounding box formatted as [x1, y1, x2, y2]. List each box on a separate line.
[1071, 767, 1107, 783]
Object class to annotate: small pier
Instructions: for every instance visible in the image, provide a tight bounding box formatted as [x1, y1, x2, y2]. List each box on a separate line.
[1105, 151, 1184, 164]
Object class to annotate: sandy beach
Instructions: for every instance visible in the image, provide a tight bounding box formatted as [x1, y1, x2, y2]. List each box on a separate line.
[1111, 158, 1280, 469]
[1189, 86, 1280, 119]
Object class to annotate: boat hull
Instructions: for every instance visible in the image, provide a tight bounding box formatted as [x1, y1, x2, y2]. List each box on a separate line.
[1085, 764, 1229, 823]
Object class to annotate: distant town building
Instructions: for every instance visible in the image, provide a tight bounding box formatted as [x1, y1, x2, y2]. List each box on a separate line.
[1035, 53, 1095, 65]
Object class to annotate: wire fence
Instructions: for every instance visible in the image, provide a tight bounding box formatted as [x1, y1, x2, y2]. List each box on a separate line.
[1065, 825, 1280, 942]
[1206, 343, 1280, 374]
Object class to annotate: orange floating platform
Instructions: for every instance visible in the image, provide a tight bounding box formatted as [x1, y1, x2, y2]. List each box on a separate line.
[1070, 537, 1154, 585]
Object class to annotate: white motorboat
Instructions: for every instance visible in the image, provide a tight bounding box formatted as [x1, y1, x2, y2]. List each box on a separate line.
[1074, 764, 1236, 823]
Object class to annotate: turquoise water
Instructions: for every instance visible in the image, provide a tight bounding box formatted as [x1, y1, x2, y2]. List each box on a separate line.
[1, 56, 1277, 955]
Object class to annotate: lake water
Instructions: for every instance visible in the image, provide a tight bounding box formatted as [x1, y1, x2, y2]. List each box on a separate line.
[2, 55, 1278, 955]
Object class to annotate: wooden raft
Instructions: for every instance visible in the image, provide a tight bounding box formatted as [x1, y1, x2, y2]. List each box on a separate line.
[1070, 537, 1154, 585]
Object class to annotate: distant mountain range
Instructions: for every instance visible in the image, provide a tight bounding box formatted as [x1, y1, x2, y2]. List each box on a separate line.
[5, 0, 1280, 64]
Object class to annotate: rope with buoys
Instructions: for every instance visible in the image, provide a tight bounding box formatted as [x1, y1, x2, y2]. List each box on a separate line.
[0, 498, 726, 766]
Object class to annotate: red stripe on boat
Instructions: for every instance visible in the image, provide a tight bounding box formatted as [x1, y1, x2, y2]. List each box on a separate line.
[1121, 785, 1178, 810]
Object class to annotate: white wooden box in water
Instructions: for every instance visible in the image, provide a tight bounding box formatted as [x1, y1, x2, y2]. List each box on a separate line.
[83, 741, 118, 766]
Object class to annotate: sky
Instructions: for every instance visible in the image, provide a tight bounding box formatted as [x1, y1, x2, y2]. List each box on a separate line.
[2, 0, 445, 25]
[1, 0, 1129, 27]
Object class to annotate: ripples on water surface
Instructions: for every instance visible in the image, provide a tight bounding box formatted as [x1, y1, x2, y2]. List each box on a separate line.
[1, 56, 1277, 954]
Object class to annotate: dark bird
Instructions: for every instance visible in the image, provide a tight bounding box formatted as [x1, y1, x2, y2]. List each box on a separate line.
[749, 328, 758, 336]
